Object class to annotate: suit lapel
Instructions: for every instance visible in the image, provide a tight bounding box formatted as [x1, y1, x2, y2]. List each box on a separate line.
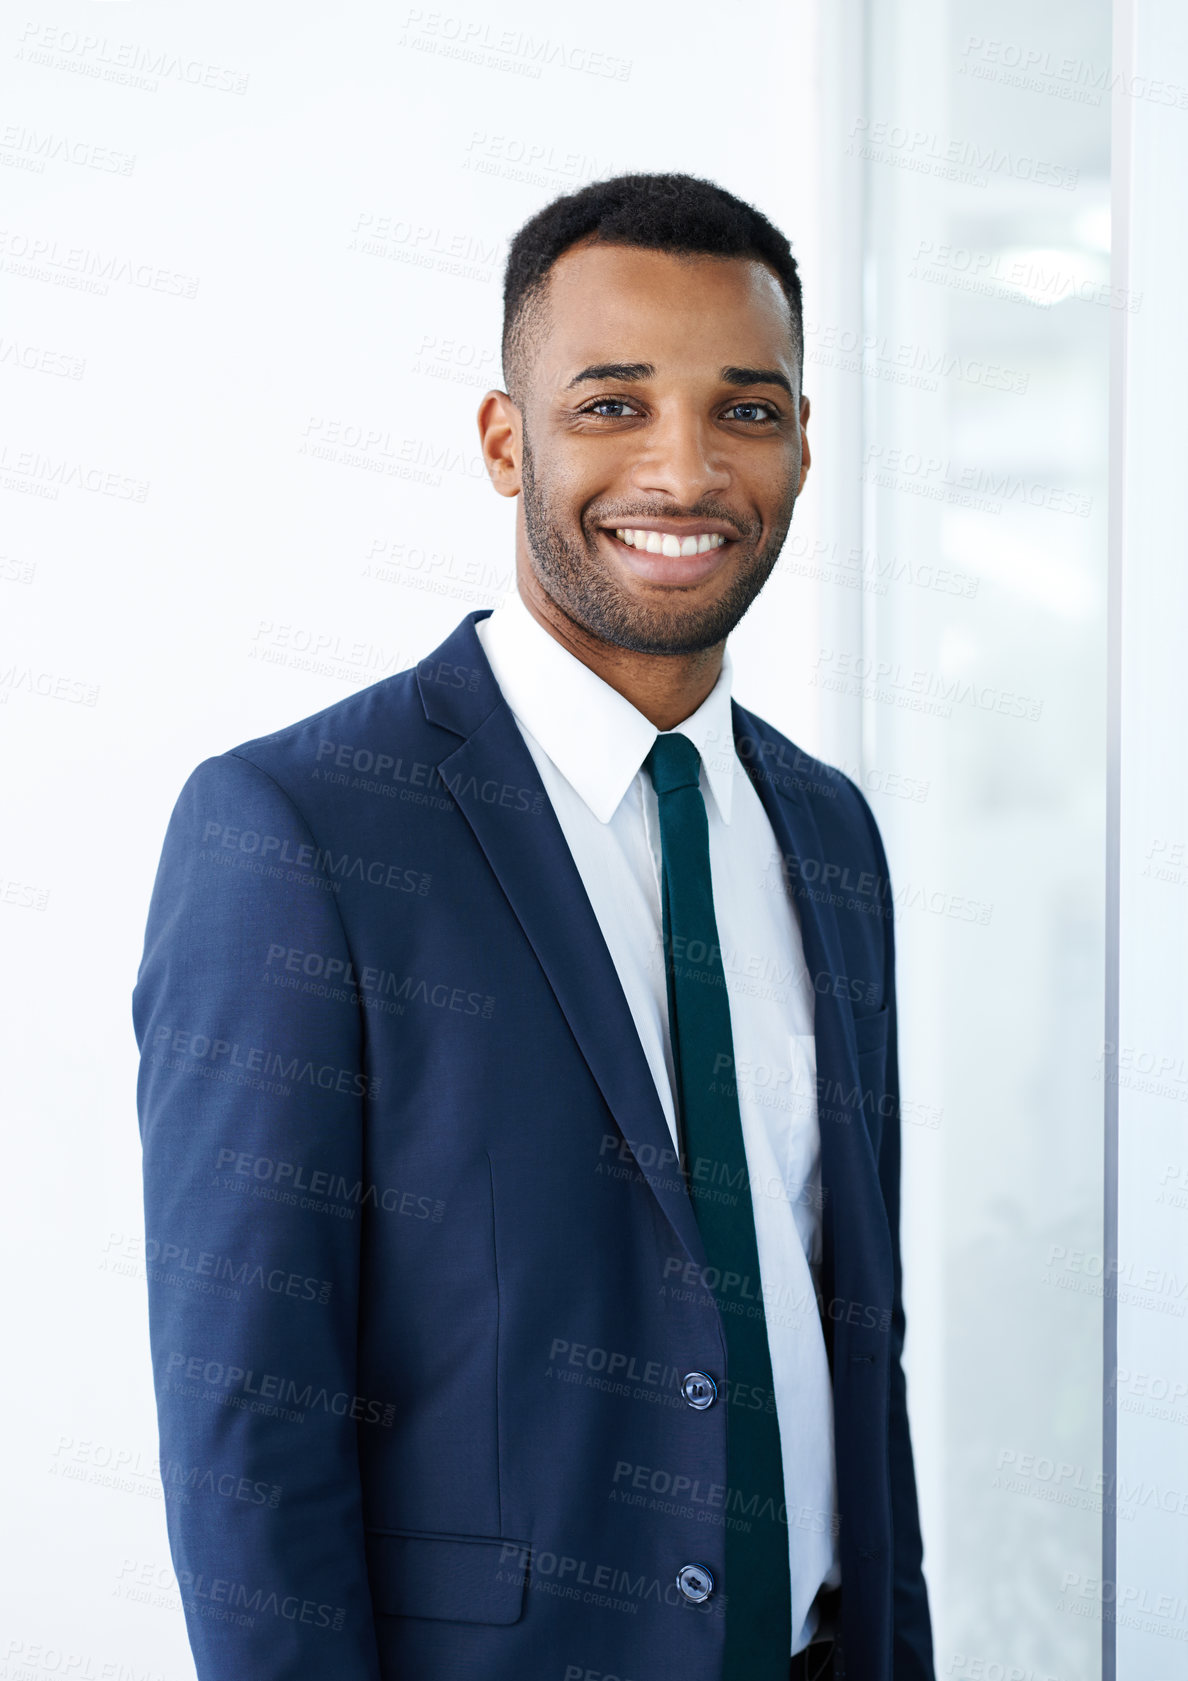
[419, 614, 706, 1267]
[731, 702, 891, 1324]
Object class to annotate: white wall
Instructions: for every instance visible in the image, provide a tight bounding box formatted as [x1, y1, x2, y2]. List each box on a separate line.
[0, 2, 833, 1669]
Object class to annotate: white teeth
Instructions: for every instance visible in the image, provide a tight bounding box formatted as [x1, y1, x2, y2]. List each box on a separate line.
[611, 529, 727, 552]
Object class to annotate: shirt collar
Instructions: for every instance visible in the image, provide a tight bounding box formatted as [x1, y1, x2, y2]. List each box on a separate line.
[474, 590, 737, 825]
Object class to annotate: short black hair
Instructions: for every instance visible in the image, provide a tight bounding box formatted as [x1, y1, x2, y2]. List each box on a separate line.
[501, 172, 803, 402]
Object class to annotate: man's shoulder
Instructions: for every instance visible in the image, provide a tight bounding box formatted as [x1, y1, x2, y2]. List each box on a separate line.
[227, 666, 425, 776]
[175, 657, 460, 834]
[214, 611, 492, 794]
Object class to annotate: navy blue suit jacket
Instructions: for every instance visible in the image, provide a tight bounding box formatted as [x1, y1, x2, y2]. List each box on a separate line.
[133, 609, 934, 1680]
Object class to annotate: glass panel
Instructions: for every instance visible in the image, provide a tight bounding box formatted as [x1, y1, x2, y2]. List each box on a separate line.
[857, 3, 1111, 1674]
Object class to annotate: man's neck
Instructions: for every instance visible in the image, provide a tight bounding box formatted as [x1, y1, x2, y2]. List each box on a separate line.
[516, 570, 724, 732]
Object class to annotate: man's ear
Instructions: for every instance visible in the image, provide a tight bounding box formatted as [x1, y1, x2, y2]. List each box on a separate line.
[797, 393, 811, 496]
[478, 390, 522, 498]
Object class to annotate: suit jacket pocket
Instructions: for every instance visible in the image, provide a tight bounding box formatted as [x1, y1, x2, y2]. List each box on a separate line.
[851, 1007, 889, 1159]
[365, 1527, 530, 1625]
[851, 1004, 889, 1057]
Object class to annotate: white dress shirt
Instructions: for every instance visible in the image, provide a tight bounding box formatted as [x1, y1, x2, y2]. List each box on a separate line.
[475, 591, 840, 1653]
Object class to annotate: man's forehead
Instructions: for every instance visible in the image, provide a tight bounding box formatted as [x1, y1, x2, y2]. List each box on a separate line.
[538, 242, 795, 374]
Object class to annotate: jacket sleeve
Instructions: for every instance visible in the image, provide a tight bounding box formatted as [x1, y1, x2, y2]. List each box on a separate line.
[132, 751, 383, 1681]
[848, 777, 936, 1679]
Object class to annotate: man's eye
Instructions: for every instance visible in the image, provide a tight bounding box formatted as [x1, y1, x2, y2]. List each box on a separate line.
[582, 398, 640, 418]
[724, 401, 777, 423]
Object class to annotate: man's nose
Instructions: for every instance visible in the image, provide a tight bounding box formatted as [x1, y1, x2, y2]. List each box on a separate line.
[627, 411, 731, 505]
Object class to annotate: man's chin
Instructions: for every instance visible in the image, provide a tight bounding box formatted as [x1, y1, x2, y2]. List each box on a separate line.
[571, 592, 744, 658]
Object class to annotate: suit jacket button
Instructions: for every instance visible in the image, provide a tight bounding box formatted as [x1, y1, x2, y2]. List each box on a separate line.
[676, 1563, 715, 1603]
[681, 1371, 717, 1409]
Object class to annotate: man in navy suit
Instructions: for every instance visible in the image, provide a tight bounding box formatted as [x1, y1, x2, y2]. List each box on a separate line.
[134, 173, 934, 1681]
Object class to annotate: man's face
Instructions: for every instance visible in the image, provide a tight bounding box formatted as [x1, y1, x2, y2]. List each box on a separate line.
[509, 240, 808, 656]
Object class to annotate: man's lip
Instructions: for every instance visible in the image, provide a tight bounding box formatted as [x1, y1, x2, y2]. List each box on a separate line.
[597, 517, 741, 540]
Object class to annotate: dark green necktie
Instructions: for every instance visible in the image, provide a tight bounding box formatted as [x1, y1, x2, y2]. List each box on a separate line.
[645, 731, 791, 1680]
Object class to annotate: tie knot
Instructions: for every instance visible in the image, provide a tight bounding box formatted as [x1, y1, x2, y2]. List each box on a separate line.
[645, 732, 702, 795]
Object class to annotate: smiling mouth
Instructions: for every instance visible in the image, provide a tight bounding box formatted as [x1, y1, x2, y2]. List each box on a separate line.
[608, 527, 731, 557]
[597, 524, 738, 588]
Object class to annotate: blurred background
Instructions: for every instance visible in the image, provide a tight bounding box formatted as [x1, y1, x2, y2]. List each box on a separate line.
[3, 2, 1184, 1676]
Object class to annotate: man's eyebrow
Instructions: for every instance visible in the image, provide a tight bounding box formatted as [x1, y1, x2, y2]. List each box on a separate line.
[562, 361, 796, 399]
[721, 365, 796, 399]
[565, 362, 655, 388]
